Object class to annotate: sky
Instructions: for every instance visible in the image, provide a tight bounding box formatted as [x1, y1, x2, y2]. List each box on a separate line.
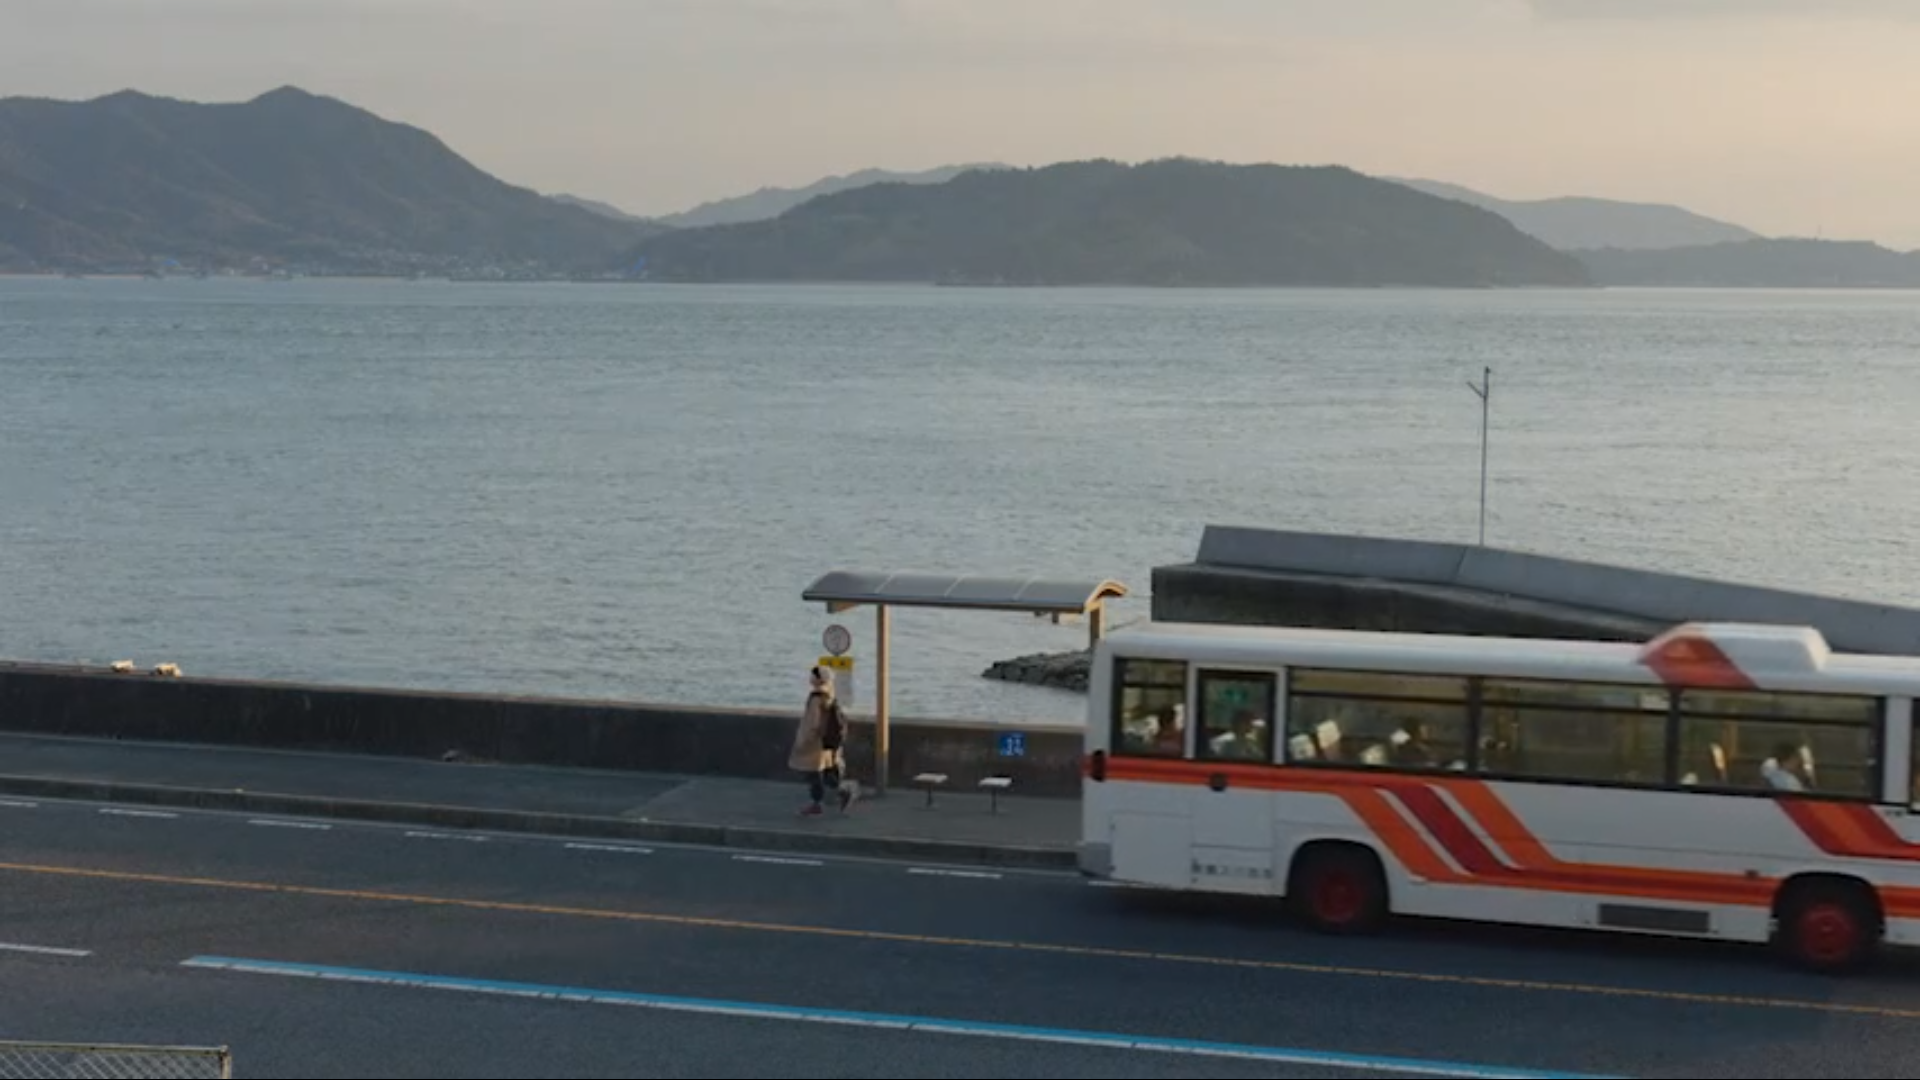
[4, 0, 1918, 245]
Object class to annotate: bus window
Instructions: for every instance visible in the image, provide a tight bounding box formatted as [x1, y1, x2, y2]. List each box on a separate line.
[1196, 671, 1275, 762]
[1478, 679, 1667, 784]
[1286, 669, 1470, 769]
[1113, 658, 1186, 757]
[1676, 689, 1876, 799]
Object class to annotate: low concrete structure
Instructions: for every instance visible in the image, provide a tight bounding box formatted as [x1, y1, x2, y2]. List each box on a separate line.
[0, 662, 1083, 797]
[1153, 525, 1920, 652]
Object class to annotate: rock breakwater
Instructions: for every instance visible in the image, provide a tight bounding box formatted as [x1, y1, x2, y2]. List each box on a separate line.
[982, 649, 1090, 691]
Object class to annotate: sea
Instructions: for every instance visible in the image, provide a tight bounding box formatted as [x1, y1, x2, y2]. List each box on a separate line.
[2, 277, 1916, 725]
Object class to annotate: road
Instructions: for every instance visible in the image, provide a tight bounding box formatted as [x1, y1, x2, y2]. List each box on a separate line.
[2, 797, 1919, 1077]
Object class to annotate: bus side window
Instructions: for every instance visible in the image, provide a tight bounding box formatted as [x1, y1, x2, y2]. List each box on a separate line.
[1477, 679, 1665, 784]
[1197, 671, 1275, 762]
[1286, 669, 1470, 769]
[1676, 689, 1876, 799]
[1113, 658, 1187, 757]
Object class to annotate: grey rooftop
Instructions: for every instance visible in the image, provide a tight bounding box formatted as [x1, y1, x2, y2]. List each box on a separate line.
[802, 570, 1127, 614]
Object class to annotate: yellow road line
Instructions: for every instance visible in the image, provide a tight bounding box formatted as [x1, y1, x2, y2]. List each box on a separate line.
[2, 858, 1915, 1019]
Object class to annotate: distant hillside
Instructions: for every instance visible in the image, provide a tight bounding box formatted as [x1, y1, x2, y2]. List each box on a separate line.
[549, 193, 652, 225]
[0, 86, 661, 273]
[622, 159, 1591, 288]
[660, 164, 1008, 228]
[1392, 178, 1760, 251]
[1575, 238, 1920, 287]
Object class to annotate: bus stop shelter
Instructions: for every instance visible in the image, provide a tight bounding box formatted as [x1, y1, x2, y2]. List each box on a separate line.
[801, 570, 1129, 795]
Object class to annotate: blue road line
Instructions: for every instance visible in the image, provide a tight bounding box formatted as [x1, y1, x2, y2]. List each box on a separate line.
[181, 954, 1623, 1077]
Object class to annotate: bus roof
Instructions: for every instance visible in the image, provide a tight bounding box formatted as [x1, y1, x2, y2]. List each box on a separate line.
[1101, 620, 1920, 694]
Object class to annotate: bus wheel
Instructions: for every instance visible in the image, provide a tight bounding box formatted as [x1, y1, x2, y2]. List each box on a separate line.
[1775, 879, 1878, 973]
[1288, 844, 1386, 934]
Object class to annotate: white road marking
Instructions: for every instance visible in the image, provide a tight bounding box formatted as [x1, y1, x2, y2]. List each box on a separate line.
[0, 942, 91, 957]
[908, 867, 1002, 879]
[19, 792, 1068, 879]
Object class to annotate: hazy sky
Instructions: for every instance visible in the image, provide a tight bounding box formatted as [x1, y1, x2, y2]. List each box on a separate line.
[5, 0, 1918, 244]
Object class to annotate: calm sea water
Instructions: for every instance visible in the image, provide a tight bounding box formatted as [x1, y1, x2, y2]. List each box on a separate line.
[2, 277, 1917, 723]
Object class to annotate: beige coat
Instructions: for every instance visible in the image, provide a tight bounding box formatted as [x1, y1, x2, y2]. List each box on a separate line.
[789, 690, 838, 771]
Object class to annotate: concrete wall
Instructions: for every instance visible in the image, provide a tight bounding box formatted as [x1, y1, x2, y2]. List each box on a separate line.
[1151, 563, 1660, 640]
[1155, 525, 1920, 651]
[0, 662, 1083, 797]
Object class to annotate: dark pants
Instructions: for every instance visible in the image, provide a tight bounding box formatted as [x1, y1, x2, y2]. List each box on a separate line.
[808, 762, 841, 804]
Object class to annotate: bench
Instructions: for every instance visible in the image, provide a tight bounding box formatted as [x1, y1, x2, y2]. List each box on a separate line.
[913, 772, 948, 806]
[978, 775, 1012, 812]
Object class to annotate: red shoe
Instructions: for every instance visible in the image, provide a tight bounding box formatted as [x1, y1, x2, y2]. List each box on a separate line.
[799, 803, 823, 816]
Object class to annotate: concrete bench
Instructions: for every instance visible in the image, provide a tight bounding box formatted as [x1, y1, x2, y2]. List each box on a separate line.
[978, 775, 1011, 812]
[913, 772, 948, 806]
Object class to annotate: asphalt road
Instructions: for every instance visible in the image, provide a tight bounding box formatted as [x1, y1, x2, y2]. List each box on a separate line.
[3, 797, 1919, 1077]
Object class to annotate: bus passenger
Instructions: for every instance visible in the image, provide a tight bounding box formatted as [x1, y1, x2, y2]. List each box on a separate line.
[1209, 710, 1267, 759]
[1153, 704, 1184, 754]
[1389, 718, 1435, 766]
[1761, 742, 1807, 791]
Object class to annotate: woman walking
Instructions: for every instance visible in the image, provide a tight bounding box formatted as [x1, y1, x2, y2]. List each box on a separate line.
[791, 665, 853, 814]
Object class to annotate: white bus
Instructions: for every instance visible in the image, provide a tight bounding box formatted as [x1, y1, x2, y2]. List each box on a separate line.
[1078, 620, 1920, 971]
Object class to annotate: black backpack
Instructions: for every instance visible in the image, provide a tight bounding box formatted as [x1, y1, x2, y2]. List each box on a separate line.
[821, 698, 846, 749]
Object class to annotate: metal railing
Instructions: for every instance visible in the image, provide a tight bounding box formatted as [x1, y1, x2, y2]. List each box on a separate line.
[0, 1041, 230, 1078]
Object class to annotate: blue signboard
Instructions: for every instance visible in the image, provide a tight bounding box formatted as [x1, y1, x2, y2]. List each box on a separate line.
[998, 731, 1026, 757]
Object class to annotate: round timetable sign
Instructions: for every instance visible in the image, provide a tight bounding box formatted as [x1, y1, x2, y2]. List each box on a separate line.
[822, 624, 852, 656]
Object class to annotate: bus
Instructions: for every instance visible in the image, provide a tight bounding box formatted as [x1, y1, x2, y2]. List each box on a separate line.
[1078, 619, 1920, 971]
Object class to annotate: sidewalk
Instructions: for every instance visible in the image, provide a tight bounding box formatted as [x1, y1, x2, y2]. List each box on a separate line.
[0, 733, 1077, 869]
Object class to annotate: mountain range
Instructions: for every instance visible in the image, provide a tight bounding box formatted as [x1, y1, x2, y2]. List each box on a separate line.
[1389, 178, 1759, 251]
[3, 85, 1907, 288]
[0, 86, 659, 274]
[653, 165, 1006, 228]
[1574, 238, 1920, 287]
[620, 158, 1591, 287]
[570, 168, 1765, 254]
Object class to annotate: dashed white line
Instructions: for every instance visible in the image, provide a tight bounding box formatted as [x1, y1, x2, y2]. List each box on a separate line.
[908, 867, 1002, 879]
[0, 942, 91, 958]
[248, 819, 331, 830]
[0, 799, 37, 809]
[565, 842, 652, 854]
[405, 830, 486, 842]
[98, 807, 176, 819]
[732, 854, 821, 866]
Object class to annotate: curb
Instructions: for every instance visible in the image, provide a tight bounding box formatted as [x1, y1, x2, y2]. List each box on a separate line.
[0, 775, 1078, 871]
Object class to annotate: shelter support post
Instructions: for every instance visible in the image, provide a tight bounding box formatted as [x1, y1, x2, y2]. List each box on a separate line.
[875, 603, 891, 796]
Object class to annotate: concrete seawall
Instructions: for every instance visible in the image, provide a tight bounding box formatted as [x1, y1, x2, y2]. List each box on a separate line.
[0, 662, 1084, 797]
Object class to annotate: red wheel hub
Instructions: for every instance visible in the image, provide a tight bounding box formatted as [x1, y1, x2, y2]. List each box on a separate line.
[1797, 902, 1858, 964]
[1313, 870, 1363, 923]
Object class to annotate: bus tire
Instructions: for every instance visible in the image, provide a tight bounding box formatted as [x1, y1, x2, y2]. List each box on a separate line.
[1773, 876, 1879, 973]
[1288, 843, 1387, 934]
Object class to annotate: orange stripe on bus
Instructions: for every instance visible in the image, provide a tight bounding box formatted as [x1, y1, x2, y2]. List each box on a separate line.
[1637, 626, 1756, 689]
[1095, 756, 1920, 914]
[1796, 802, 1883, 856]
[1837, 804, 1920, 858]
